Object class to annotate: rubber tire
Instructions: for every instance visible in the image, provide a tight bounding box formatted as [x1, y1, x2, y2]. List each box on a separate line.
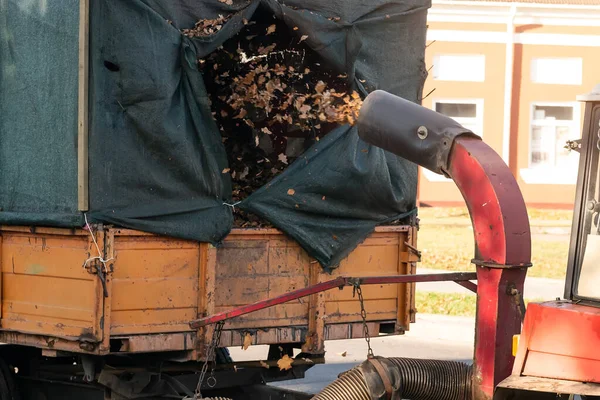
[215, 348, 233, 364]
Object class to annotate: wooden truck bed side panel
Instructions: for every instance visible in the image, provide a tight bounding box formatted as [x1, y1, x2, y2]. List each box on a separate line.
[0, 227, 103, 342]
[213, 233, 311, 330]
[110, 233, 201, 335]
[0, 225, 417, 357]
[325, 232, 404, 324]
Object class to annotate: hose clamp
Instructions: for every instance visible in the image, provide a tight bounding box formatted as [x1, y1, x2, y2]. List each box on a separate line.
[368, 358, 393, 400]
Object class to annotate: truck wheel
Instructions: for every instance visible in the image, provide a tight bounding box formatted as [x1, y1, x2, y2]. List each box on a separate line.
[0, 358, 18, 400]
[215, 348, 233, 364]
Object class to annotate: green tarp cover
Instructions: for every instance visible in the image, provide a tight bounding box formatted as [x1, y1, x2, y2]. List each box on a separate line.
[1, 0, 429, 270]
[0, 0, 82, 226]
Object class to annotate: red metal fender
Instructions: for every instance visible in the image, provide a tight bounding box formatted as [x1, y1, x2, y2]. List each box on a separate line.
[448, 136, 531, 400]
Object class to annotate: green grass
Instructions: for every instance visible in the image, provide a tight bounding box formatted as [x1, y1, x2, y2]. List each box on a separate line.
[418, 225, 569, 279]
[416, 292, 546, 317]
[418, 207, 573, 222]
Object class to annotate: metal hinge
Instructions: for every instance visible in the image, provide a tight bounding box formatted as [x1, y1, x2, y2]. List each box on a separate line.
[84, 259, 109, 298]
[404, 242, 421, 262]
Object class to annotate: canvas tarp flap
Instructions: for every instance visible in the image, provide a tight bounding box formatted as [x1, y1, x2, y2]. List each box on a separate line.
[2, 0, 429, 270]
[0, 0, 81, 227]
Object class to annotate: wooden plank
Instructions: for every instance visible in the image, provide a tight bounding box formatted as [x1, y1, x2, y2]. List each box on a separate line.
[201, 244, 217, 359]
[397, 230, 409, 332]
[101, 229, 114, 352]
[409, 226, 418, 324]
[77, 0, 90, 211]
[0, 235, 3, 323]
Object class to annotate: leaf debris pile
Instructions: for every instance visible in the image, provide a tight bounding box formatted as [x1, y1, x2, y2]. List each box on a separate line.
[182, 14, 231, 37]
[197, 12, 364, 227]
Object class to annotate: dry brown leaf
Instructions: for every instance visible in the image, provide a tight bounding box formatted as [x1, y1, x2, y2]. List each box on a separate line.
[299, 35, 309, 43]
[222, 168, 231, 173]
[287, 188, 295, 196]
[261, 127, 272, 135]
[243, 18, 249, 25]
[260, 360, 270, 369]
[267, 24, 277, 35]
[322, 196, 326, 200]
[339, 351, 347, 357]
[279, 154, 288, 164]
[220, 110, 228, 117]
[218, 0, 233, 4]
[277, 355, 294, 371]
[315, 81, 326, 94]
[242, 332, 252, 350]
[234, 108, 247, 119]
[293, 26, 299, 31]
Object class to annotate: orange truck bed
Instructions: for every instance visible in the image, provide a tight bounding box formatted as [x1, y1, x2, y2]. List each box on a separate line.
[0, 225, 418, 360]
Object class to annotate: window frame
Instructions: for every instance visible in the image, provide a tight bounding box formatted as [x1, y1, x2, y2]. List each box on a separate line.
[424, 98, 485, 182]
[520, 101, 581, 185]
[432, 54, 486, 83]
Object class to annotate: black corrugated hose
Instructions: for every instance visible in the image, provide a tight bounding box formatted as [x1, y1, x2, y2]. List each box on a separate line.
[311, 357, 472, 400]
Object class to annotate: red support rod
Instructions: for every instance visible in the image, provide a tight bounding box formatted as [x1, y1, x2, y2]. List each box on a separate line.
[189, 272, 477, 329]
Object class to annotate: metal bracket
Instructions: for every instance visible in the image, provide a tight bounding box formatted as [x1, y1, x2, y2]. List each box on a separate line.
[506, 283, 526, 323]
[84, 260, 109, 298]
[404, 241, 422, 261]
[82, 355, 96, 383]
[472, 260, 532, 269]
[565, 139, 582, 153]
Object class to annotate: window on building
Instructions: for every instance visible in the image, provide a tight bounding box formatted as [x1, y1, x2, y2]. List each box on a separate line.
[530, 104, 579, 169]
[423, 99, 484, 182]
[520, 103, 580, 184]
[531, 58, 582, 85]
[434, 100, 483, 137]
[432, 54, 485, 82]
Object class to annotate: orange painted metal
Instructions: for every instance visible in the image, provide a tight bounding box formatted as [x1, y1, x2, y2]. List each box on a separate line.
[0, 224, 416, 359]
[513, 301, 600, 384]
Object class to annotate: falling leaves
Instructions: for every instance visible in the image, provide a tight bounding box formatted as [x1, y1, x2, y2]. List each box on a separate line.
[287, 188, 295, 196]
[242, 332, 252, 350]
[222, 168, 231, 173]
[199, 16, 364, 228]
[277, 355, 294, 371]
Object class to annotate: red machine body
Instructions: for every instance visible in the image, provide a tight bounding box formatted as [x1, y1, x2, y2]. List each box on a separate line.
[513, 301, 600, 384]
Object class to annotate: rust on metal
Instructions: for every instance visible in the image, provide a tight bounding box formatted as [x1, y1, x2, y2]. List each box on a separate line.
[368, 357, 394, 399]
[190, 272, 477, 329]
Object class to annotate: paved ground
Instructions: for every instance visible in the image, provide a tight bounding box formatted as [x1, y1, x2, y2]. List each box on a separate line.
[417, 268, 565, 300]
[229, 314, 475, 394]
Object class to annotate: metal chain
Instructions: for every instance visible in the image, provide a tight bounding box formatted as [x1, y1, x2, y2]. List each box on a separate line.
[353, 283, 374, 359]
[192, 321, 224, 399]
